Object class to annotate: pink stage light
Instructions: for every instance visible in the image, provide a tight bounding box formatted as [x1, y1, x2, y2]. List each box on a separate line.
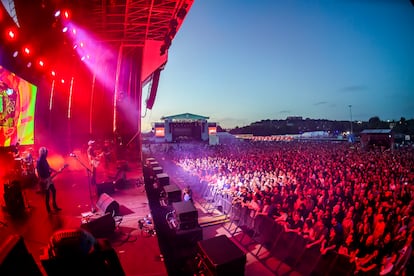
[62, 27, 68, 33]
[13, 51, 18, 57]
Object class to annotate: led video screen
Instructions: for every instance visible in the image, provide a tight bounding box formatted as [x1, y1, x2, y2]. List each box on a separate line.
[0, 65, 37, 146]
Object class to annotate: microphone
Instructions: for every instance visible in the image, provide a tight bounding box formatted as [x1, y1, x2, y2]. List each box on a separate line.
[70, 153, 77, 157]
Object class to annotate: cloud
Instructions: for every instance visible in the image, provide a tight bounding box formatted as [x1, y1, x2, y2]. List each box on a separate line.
[314, 101, 328, 106]
[339, 85, 368, 92]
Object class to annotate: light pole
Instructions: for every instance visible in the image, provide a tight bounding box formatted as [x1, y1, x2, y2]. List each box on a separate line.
[348, 105, 353, 135]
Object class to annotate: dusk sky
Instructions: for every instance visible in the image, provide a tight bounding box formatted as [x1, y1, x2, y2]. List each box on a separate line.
[142, 0, 414, 131]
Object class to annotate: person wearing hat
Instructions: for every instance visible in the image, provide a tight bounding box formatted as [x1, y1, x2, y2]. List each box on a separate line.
[36, 146, 61, 213]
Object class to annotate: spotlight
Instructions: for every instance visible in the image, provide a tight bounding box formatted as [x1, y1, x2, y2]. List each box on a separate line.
[62, 27, 68, 33]
[27, 62, 32, 68]
[38, 60, 45, 67]
[63, 10, 70, 19]
[51, 71, 56, 77]
[24, 47, 31, 55]
[7, 30, 16, 40]
[13, 51, 18, 58]
[61, 79, 65, 84]
[54, 10, 61, 17]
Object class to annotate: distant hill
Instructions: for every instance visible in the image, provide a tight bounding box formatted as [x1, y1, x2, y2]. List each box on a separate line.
[227, 117, 414, 137]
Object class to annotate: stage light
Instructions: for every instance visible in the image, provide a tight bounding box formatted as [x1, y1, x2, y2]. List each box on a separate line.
[80, 42, 84, 47]
[23, 47, 30, 55]
[73, 44, 78, 49]
[81, 56, 86, 61]
[62, 27, 68, 33]
[72, 29, 76, 35]
[7, 30, 16, 39]
[13, 51, 18, 58]
[63, 10, 70, 19]
[27, 62, 32, 68]
[61, 79, 65, 84]
[54, 10, 61, 17]
[38, 60, 45, 67]
[51, 71, 56, 77]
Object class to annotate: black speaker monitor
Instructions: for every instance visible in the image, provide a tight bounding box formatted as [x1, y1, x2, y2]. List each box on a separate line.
[96, 193, 119, 216]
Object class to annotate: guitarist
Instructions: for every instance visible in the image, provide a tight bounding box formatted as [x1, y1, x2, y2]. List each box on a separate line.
[36, 146, 62, 213]
[87, 140, 99, 186]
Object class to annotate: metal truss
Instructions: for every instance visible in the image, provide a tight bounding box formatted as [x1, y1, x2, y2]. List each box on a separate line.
[87, 0, 193, 48]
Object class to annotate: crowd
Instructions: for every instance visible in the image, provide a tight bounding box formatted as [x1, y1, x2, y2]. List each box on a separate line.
[163, 140, 414, 275]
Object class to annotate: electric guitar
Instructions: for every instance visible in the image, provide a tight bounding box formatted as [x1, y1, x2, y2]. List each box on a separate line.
[40, 164, 69, 191]
[89, 152, 104, 168]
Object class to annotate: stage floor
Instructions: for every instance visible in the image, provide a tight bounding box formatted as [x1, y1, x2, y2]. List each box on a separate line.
[1, 152, 276, 276]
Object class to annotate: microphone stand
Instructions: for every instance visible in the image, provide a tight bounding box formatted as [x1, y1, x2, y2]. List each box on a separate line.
[70, 154, 97, 213]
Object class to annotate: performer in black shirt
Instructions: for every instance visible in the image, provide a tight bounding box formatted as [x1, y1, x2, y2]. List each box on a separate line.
[36, 147, 61, 213]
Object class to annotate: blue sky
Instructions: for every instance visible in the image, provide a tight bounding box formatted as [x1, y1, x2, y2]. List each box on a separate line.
[141, 0, 414, 131]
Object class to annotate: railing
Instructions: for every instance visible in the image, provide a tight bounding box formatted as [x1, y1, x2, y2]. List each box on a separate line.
[225, 211, 358, 276]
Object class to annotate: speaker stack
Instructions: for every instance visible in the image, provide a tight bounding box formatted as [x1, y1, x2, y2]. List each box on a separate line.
[163, 184, 182, 205]
[172, 201, 198, 230]
[3, 181, 25, 215]
[197, 235, 246, 276]
[156, 173, 169, 187]
[152, 166, 163, 175]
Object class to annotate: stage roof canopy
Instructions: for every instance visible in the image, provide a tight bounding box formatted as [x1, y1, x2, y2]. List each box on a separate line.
[161, 113, 210, 121]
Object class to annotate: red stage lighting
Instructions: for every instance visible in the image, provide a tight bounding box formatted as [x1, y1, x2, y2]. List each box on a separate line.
[62, 27, 68, 33]
[63, 10, 70, 19]
[54, 10, 61, 17]
[38, 60, 45, 67]
[51, 71, 56, 77]
[61, 79, 65, 84]
[5, 28, 18, 41]
[7, 30, 16, 39]
[27, 62, 32, 68]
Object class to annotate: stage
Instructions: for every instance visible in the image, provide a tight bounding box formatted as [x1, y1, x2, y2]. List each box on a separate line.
[1, 151, 275, 276]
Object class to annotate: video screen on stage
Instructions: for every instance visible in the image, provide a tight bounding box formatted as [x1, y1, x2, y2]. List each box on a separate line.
[0, 65, 37, 146]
